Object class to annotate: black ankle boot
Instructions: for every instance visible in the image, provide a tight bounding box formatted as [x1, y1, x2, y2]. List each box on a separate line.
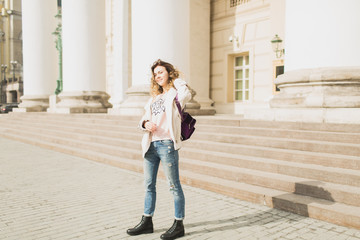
[126, 215, 153, 236]
[160, 219, 185, 240]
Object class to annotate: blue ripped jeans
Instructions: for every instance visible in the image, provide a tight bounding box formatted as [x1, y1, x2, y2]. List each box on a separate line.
[143, 140, 185, 220]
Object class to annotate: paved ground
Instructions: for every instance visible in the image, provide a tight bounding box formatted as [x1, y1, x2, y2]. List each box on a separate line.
[1, 137, 360, 240]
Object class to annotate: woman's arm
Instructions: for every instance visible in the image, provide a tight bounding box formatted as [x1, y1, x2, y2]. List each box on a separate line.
[138, 98, 153, 131]
[173, 78, 192, 109]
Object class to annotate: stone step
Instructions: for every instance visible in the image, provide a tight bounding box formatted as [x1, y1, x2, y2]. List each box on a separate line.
[191, 132, 360, 157]
[11, 112, 360, 133]
[5, 116, 360, 158]
[238, 119, 360, 133]
[270, 192, 360, 229]
[3, 124, 360, 202]
[180, 157, 360, 207]
[180, 171, 360, 230]
[194, 116, 360, 133]
[181, 148, 360, 187]
[8, 117, 359, 171]
[9, 114, 139, 128]
[1, 126, 142, 159]
[8, 112, 140, 121]
[8, 113, 360, 150]
[0, 131, 144, 175]
[1, 129, 360, 229]
[4, 117, 360, 173]
[2, 113, 360, 229]
[196, 124, 360, 144]
[184, 138, 360, 166]
[185, 139, 360, 170]
[6, 120, 142, 142]
[2, 123, 359, 188]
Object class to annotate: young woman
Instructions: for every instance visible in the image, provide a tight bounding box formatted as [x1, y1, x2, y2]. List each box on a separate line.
[127, 59, 191, 240]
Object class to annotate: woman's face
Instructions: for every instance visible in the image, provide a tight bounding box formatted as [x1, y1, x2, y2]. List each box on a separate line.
[153, 66, 169, 89]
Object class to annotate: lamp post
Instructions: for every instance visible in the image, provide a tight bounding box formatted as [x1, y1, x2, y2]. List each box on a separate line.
[0, 68, 2, 104]
[52, 5, 62, 95]
[271, 34, 284, 58]
[1, 64, 7, 103]
[0, 30, 4, 104]
[10, 60, 17, 82]
[1, 65, 7, 81]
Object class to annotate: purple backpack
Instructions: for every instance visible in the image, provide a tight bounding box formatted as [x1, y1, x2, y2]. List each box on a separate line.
[175, 95, 196, 141]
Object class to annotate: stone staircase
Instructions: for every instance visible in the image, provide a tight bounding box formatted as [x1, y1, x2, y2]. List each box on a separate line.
[0, 112, 359, 229]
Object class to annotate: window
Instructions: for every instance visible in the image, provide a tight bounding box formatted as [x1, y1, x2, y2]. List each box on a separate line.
[230, 0, 251, 8]
[272, 60, 284, 94]
[234, 55, 250, 101]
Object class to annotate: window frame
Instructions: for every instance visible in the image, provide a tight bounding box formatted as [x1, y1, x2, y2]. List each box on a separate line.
[230, 0, 251, 8]
[234, 55, 250, 102]
[272, 59, 284, 95]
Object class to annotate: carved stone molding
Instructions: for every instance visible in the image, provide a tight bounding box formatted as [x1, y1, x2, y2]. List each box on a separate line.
[270, 67, 360, 108]
[54, 91, 112, 113]
[15, 95, 50, 112]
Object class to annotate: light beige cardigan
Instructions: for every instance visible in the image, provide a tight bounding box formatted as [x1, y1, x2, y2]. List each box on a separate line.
[139, 78, 192, 157]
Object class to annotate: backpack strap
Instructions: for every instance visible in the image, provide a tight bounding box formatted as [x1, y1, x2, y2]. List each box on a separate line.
[174, 94, 184, 121]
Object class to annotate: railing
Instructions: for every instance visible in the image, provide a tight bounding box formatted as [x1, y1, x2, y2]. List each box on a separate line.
[230, 0, 251, 8]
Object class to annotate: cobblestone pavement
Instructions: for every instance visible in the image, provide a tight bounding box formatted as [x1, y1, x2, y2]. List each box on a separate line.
[1, 137, 360, 240]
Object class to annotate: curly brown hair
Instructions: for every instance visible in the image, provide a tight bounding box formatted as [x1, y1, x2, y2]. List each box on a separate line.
[150, 59, 180, 97]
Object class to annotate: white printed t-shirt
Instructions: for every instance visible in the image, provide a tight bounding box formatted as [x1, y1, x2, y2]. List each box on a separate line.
[150, 92, 171, 142]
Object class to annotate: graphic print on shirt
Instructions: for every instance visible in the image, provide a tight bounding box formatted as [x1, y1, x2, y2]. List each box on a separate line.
[151, 97, 165, 116]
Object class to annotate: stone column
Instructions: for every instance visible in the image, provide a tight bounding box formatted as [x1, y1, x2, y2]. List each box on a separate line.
[106, 0, 131, 114]
[248, 0, 360, 124]
[55, 0, 111, 113]
[188, 0, 215, 115]
[16, 0, 58, 112]
[118, 0, 215, 115]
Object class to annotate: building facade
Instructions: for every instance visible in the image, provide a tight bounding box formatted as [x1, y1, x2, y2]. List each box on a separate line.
[0, 0, 23, 105]
[210, 0, 285, 114]
[16, 0, 360, 124]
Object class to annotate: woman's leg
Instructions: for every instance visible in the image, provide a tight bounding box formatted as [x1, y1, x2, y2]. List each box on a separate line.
[143, 143, 160, 217]
[157, 140, 185, 220]
[127, 143, 159, 236]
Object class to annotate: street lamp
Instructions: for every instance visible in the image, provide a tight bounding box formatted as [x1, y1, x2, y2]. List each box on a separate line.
[10, 60, 17, 82]
[1, 64, 7, 81]
[52, 6, 63, 95]
[0, 30, 4, 104]
[0, 64, 7, 103]
[271, 34, 285, 58]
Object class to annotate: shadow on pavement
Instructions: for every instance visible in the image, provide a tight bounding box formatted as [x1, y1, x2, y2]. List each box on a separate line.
[183, 209, 287, 236]
[184, 181, 335, 236]
[272, 181, 335, 217]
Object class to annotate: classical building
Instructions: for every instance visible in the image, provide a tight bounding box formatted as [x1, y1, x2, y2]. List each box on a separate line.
[0, 0, 22, 105]
[16, 0, 360, 124]
[4, 0, 360, 229]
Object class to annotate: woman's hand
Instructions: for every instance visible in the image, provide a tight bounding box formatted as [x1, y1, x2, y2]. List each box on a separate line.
[145, 121, 157, 133]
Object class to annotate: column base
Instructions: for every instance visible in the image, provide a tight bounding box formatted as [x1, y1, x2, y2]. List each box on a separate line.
[14, 95, 50, 112]
[270, 67, 360, 108]
[46, 95, 60, 113]
[192, 96, 216, 115]
[185, 87, 216, 116]
[54, 91, 112, 114]
[186, 108, 216, 115]
[244, 107, 360, 124]
[109, 84, 150, 116]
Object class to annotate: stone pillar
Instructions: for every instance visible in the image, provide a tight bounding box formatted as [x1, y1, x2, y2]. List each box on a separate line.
[188, 0, 215, 115]
[16, 0, 58, 112]
[106, 0, 131, 114]
[118, 0, 215, 115]
[247, 0, 360, 123]
[55, 0, 111, 113]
